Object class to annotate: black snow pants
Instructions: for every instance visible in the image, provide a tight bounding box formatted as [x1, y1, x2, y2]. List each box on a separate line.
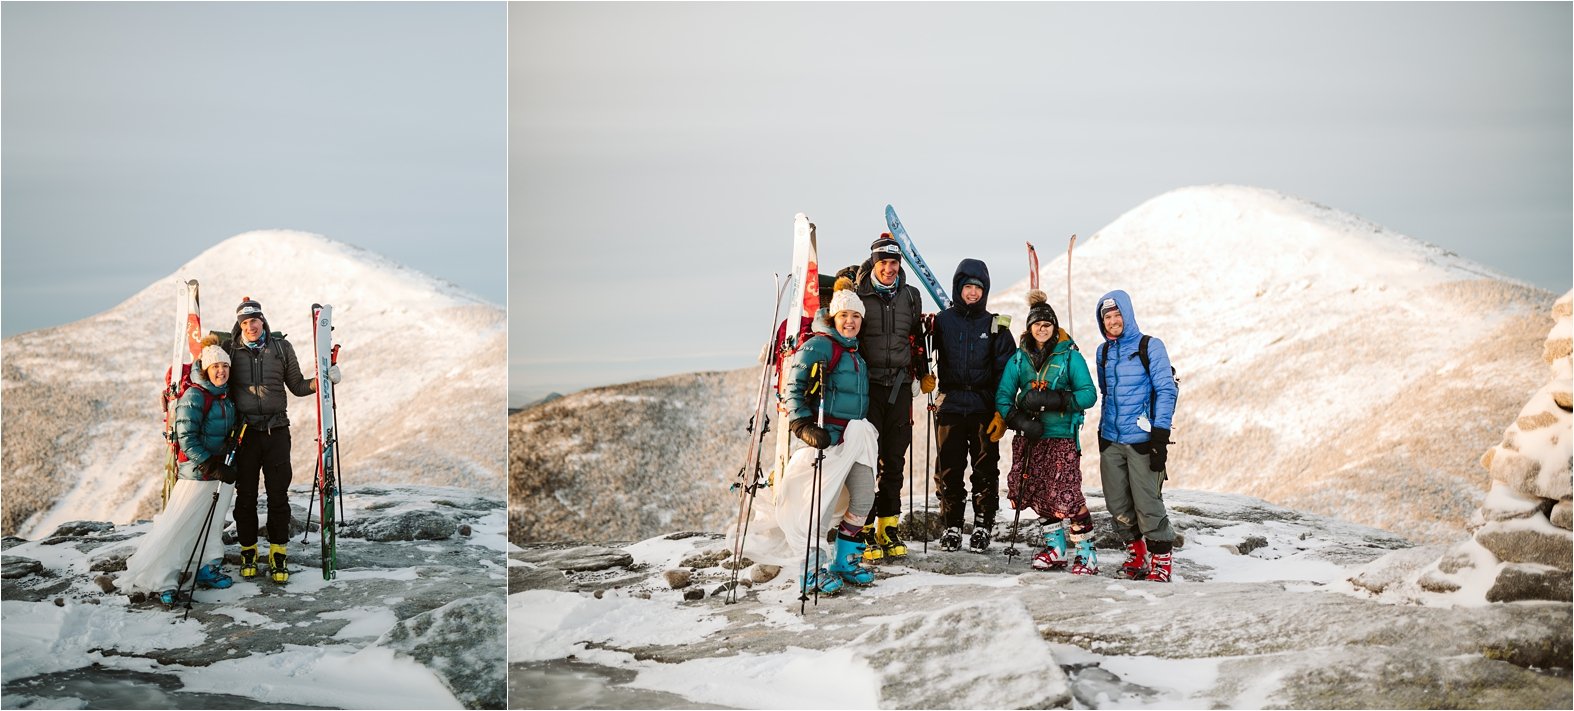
[934, 411, 1001, 528]
[864, 381, 914, 521]
[233, 426, 295, 546]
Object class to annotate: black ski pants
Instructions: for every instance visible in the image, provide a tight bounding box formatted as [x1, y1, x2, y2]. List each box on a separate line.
[864, 381, 914, 521]
[233, 426, 294, 546]
[934, 411, 1001, 528]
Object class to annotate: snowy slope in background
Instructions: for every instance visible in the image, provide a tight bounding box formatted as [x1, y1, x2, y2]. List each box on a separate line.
[3, 231, 506, 538]
[987, 185, 1554, 539]
[511, 186, 1558, 543]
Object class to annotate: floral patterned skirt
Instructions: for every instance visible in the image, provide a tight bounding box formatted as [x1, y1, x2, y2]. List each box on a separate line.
[1007, 437, 1086, 520]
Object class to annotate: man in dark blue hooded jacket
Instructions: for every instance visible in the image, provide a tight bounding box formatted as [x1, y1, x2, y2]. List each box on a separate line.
[931, 259, 1016, 552]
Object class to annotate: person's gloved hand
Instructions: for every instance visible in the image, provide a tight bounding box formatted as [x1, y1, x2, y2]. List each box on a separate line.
[791, 417, 832, 449]
[199, 458, 223, 480]
[217, 463, 238, 485]
[1006, 410, 1044, 439]
[919, 373, 936, 394]
[1149, 427, 1170, 472]
[985, 413, 1007, 442]
[327, 364, 342, 385]
[1019, 388, 1072, 413]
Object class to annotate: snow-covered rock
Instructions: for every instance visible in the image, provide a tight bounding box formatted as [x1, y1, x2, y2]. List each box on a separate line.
[507, 489, 1571, 709]
[2, 230, 506, 539]
[1386, 292, 1573, 605]
[0, 484, 505, 709]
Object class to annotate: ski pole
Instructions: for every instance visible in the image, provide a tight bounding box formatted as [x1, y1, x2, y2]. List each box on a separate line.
[301, 460, 319, 545]
[925, 391, 933, 554]
[331, 344, 346, 526]
[1002, 436, 1036, 564]
[180, 486, 223, 620]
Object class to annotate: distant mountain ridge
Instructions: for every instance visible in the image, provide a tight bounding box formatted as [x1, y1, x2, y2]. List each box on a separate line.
[510, 186, 1559, 544]
[3, 230, 506, 537]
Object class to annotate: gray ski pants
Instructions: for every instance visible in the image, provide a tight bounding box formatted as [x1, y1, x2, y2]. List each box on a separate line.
[1099, 441, 1175, 544]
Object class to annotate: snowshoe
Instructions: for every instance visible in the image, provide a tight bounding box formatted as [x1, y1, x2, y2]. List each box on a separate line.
[875, 516, 908, 559]
[859, 525, 884, 562]
[1146, 552, 1172, 583]
[800, 566, 844, 596]
[828, 532, 876, 586]
[938, 527, 963, 552]
[268, 543, 290, 584]
[239, 545, 259, 579]
[1031, 524, 1068, 571]
[1070, 539, 1100, 576]
[196, 562, 233, 590]
[968, 523, 993, 553]
[1118, 538, 1148, 580]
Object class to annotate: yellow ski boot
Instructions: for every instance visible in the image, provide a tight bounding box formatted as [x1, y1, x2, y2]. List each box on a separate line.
[859, 525, 885, 562]
[877, 515, 909, 559]
[239, 544, 259, 579]
[268, 543, 290, 584]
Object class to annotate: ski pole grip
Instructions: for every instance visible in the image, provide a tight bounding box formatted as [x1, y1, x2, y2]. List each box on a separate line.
[330, 344, 340, 365]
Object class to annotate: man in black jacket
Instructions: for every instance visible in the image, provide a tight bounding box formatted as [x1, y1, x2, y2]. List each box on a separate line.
[853, 235, 933, 560]
[224, 297, 341, 584]
[931, 259, 1015, 552]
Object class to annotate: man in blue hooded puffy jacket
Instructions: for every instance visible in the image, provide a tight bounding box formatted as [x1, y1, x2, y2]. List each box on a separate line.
[931, 258, 1015, 552]
[1094, 290, 1179, 582]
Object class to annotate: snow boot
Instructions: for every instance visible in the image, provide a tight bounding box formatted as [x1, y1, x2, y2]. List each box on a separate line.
[1146, 552, 1172, 583]
[239, 544, 259, 579]
[1118, 538, 1148, 580]
[158, 589, 183, 605]
[196, 561, 234, 590]
[800, 565, 844, 596]
[268, 543, 290, 584]
[828, 532, 876, 586]
[859, 525, 885, 562]
[968, 520, 993, 553]
[939, 526, 963, 552]
[875, 515, 908, 559]
[1032, 523, 1068, 570]
[1069, 539, 1100, 576]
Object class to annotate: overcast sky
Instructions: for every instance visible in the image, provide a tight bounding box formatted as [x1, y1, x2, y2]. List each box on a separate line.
[3, 2, 506, 337]
[509, 1, 1572, 406]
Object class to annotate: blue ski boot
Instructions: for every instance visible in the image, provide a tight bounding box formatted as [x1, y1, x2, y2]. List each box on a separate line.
[828, 532, 876, 586]
[158, 589, 183, 605]
[196, 561, 234, 589]
[1070, 538, 1100, 576]
[1033, 523, 1069, 571]
[800, 563, 844, 596]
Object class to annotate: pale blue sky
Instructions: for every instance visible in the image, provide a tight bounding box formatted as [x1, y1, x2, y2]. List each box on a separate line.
[509, 1, 1572, 406]
[3, 2, 506, 337]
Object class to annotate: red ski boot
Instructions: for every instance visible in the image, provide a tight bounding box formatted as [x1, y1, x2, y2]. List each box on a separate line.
[1146, 552, 1172, 583]
[1118, 538, 1148, 580]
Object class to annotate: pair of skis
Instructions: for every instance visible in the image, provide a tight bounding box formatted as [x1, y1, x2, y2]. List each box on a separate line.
[164, 280, 205, 507]
[304, 303, 343, 581]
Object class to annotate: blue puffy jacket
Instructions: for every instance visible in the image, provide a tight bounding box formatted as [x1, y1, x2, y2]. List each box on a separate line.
[174, 366, 238, 481]
[1093, 290, 1177, 444]
[933, 258, 1014, 416]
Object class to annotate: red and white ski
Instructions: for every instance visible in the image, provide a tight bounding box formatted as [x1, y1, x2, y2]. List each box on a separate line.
[162, 279, 202, 508]
[771, 213, 818, 486]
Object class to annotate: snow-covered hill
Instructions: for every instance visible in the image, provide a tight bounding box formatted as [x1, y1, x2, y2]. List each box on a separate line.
[2, 484, 505, 709]
[3, 231, 506, 538]
[509, 186, 1558, 544]
[508, 488, 1571, 709]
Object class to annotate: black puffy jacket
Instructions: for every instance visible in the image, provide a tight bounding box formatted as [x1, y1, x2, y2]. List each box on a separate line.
[854, 259, 929, 389]
[224, 322, 316, 432]
[933, 258, 1014, 416]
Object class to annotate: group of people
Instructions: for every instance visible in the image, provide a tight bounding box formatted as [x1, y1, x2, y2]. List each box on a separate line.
[741, 235, 1179, 596]
[120, 298, 341, 605]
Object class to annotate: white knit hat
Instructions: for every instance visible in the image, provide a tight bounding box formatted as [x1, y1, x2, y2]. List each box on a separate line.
[828, 287, 865, 318]
[200, 343, 231, 369]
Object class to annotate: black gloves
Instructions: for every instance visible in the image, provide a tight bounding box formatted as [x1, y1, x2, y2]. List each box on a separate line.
[1148, 427, 1170, 472]
[1019, 388, 1075, 413]
[200, 458, 238, 484]
[1006, 410, 1044, 439]
[790, 418, 832, 449]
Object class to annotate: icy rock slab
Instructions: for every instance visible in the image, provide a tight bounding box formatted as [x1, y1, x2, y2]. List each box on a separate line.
[513, 545, 633, 573]
[374, 592, 506, 710]
[343, 509, 459, 542]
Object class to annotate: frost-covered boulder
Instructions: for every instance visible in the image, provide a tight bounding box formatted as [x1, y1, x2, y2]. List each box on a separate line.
[344, 509, 459, 541]
[1403, 291, 1574, 604]
[374, 593, 507, 710]
[513, 545, 633, 572]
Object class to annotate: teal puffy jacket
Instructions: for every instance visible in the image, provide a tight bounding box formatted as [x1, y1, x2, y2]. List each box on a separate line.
[174, 367, 238, 481]
[995, 331, 1097, 446]
[784, 316, 870, 446]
